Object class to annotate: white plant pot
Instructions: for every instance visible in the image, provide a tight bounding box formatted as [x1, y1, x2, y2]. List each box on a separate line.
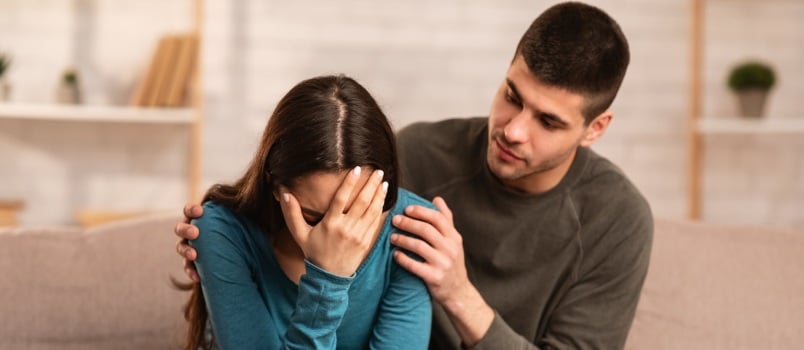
[736, 88, 769, 118]
[56, 83, 81, 104]
[0, 79, 10, 102]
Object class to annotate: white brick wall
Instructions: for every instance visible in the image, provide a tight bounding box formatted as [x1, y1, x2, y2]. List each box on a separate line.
[1, 0, 802, 227]
[700, 0, 804, 228]
[0, 0, 192, 225]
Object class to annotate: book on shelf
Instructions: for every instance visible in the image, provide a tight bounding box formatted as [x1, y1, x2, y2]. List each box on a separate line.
[129, 33, 198, 108]
[0, 200, 24, 227]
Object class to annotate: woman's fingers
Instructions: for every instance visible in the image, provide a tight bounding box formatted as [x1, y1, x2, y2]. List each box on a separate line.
[277, 188, 310, 247]
[329, 166, 363, 215]
[358, 178, 388, 242]
[348, 169, 385, 218]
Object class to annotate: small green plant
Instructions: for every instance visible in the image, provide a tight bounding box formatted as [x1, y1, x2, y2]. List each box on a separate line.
[727, 61, 775, 91]
[0, 53, 10, 78]
[63, 69, 78, 85]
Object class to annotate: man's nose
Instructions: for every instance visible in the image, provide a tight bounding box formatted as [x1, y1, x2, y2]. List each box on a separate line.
[503, 112, 529, 144]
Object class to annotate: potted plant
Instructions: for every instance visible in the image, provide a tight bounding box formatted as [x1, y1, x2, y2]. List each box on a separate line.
[0, 53, 11, 102]
[56, 68, 81, 104]
[727, 61, 776, 118]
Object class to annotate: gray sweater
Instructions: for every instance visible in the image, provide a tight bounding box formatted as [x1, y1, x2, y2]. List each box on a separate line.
[397, 117, 653, 350]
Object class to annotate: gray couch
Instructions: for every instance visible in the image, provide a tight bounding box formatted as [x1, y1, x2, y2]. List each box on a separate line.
[625, 219, 804, 349]
[1, 215, 802, 349]
[0, 214, 188, 350]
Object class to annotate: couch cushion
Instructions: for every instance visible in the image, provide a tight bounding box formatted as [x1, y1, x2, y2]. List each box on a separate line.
[626, 219, 804, 350]
[0, 214, 191, 350]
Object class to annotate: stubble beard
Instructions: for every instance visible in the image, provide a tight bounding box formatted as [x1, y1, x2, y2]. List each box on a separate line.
[486, 133, 581, 184]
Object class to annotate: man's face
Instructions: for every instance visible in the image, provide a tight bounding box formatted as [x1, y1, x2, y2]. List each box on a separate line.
[487, 55, 598, 193]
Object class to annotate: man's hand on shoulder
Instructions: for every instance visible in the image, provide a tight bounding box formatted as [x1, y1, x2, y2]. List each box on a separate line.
[390, 197, 495, 347]
[174, 203, 204, 282]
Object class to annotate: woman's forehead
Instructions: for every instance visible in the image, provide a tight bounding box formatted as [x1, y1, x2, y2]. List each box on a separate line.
[291, 168, 374, 212]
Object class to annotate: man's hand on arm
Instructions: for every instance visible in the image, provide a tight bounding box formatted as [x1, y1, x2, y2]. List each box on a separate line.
[174, 203, 204, 282]
[390, 197, 495, 348]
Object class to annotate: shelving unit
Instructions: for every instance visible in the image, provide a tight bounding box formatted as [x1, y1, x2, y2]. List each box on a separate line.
[0, 0, 204, 226]
[697, 118, 804, 135]
[688, 0, 704, 220]
[0, 104, 194, 124]
[687, 0, 800, 220]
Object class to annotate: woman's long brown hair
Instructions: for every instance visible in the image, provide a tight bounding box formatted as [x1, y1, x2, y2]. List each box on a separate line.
[176, 75, 399, 350]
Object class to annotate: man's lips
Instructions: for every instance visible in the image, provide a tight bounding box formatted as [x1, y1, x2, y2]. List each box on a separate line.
[495, 139, 524, 161]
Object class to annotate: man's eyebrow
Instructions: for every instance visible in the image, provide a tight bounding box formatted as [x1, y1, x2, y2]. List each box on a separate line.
[507, 78, 572, 127]
[301, 207, 323, 217]
[540, 112, 570, 128]
[505, 79, 522, 100]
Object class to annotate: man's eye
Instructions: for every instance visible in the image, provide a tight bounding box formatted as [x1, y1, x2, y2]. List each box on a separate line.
[504, 92, 521, 106]
[540, 118, 559, 131]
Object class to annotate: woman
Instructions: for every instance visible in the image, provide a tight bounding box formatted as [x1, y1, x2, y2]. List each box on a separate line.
[182, 75, 432, 349]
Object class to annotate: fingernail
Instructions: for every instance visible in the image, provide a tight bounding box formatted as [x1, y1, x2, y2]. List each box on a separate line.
[392, 215, 401, 225]
[353, 166, 361, 176]
[282, 193, 289, 203]
[390, 233, 397, 242]
[382, 181, 388, 192]
[377, 170, 384, 179]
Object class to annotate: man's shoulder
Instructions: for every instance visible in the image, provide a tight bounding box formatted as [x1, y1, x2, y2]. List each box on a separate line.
[397, 117, 487, 145]
[396, 116, 487, 166]
[396, 117, 488, 194]
[568, 150, 653, 272]
[574, 149, 653, 227]
[581, 149, 645, 198]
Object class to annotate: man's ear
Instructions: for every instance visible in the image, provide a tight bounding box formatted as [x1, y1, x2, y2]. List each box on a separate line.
[580, 111, 612, 147]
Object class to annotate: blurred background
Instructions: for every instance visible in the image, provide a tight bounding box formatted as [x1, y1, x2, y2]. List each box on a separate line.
[0, 0, 802, 228]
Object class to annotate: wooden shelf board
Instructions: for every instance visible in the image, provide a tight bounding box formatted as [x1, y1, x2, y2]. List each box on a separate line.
[0, 103, 194, 124]
[697, 118, 804, 134]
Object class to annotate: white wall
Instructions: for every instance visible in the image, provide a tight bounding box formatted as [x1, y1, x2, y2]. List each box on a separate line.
[0, 0, 193, 225]
[1, 0, 802, 227]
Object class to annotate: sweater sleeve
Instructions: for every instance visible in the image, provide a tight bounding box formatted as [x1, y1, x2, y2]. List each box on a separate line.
[191, 205, 353, 350]
[469, 207, 653, 350]
[368, 260, 432, 349]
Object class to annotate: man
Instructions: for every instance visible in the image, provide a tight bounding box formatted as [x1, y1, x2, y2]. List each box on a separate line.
[175, 2, 652, 349]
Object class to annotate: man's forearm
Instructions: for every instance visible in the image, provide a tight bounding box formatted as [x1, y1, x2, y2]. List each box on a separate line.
[440, 283, 496, 347]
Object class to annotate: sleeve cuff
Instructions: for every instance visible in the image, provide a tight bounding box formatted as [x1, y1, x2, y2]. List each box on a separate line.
[463, 312, 520, 350]
[303, 259, 355, 285]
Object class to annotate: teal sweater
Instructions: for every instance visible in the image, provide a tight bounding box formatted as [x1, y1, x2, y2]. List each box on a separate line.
[190, 189, 432, 349]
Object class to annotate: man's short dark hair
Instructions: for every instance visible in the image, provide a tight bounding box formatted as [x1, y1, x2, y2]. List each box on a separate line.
[514, 2, 630, 124]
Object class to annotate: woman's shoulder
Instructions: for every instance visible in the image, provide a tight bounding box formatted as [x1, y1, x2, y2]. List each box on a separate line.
[195, 201, 240, 227]
[395, 188, 437, 212]
[191, 201, 254, 248]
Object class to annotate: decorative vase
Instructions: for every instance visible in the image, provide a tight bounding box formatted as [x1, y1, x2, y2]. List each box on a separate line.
[0, 78, 10, 102]
[736, 88, 768, 118]
[56, 82, 81, 104]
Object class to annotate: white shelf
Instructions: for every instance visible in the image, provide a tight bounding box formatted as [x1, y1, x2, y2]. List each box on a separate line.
[0, 103, 194, 124]
[697, 117, 804, 134]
